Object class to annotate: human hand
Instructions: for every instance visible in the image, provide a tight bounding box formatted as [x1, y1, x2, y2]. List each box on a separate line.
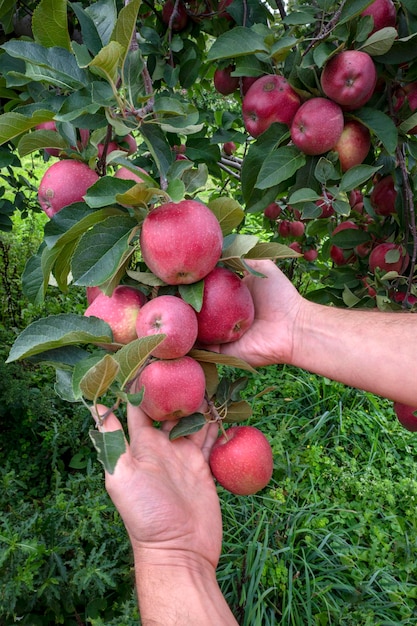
[219, 259, 303, 367]
[92, 403, 222, 570]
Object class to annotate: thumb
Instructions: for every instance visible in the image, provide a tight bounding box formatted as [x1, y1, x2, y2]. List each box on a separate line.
[90, 403, 125, 434]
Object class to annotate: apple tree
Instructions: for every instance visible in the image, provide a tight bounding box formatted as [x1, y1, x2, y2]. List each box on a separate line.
[2, 0, 417, 467]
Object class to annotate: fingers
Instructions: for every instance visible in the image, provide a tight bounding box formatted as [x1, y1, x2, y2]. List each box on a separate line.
[126, 402, 155, 448]
[91, 403, 125, 433]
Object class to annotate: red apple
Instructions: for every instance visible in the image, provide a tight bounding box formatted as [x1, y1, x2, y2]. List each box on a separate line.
[368, 242, 409, 274]
[242, 74, 301, 137]
[214, 65, 239, 96]
[140, 199, 223, 285]
[304, 248, 318, 262]
[278, 219, 291, 237]
[86, 286, 103, 305]
[264, 202, 281, 220]
[289, 241, 302, 254]
[320, 50, 377, 111]
[333, 120, 371, 172]
[162, 0, 188, 31]
[135, 294, 198, 359]
[137, 356, 206, 421]
[329, 220, 359, 266]
[241, 76, 258, 95]
[291, 97, 344, 155]
[209, 425, 274, 496]
[196, 266, 255, 345]
[289, 220, 305, 237]
[370, 175, 397, 216]
[218, 0, 233, 20]
[316, 197, 335, 218]
[223, 141, 236, 156]
[361, 0, 396, 34]
[393, 401, 417, 432]
[84, 285, 147, 345]
[38, 160, 99, 218]
[115, 165, 147, 183]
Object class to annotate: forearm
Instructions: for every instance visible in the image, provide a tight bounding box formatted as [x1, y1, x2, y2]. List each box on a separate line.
[133, 549, 239, 626]
[292, 300, 417, 406]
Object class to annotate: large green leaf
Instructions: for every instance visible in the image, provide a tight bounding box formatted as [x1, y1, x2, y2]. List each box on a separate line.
[85, 0, 118, 47]
[207, 26, 269, 61]
[73, 354, 120, 401]
[1, 41, 89, 90]
[339, 164, 382, 193]
[88, 40, 125, 85]
[0, 110, 55, 146]
[32, 0, 72, 50]
[6, 314, 113, 363]
[139, 122, 174, 182]
[110, 0, 141, 71]
[71, 215, 138, 286]
[352, 108, 398, 155]
[255, 146, 306, 190]
[71, 2, 104, 56]
[17, 129, 69, 157]
[113, 335, 167, 389]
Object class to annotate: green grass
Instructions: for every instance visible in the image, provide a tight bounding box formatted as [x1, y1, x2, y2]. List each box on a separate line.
[217, 366, 417, 625]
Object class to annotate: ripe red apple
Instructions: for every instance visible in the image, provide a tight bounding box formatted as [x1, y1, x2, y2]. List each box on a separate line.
[162, 0, 188, 31]
[320, 50, 377, 111]
[361, 0, 396, 34]
[84, 285, 147, 345]
[349, 189, 364, 213]
[223, 141, 236, 156]
[368, 242, 409, 274]
[209, 425, 274, 496]
[304, 248, 318, 262]
[333, 120, 371, 172]
[264, 202, 281, 220]
[290, 97, 344, 155]
[289, 241, 302, 254]
[218, 0, 233, 20]
[316, 196, 335, 218]
[393, 402, 417, 432]
[214, 65, 239, 96]
[370, 175, 397, 216]
[38, 160, 99, 218]
[140, 199, 223, 285]
[196, 266, 255, 345]
[241, 76, 258, 95]
[242, 74, 301, 137]
[137, 356, 206, 421]
[278, 219, 291, 237]
[135, 295, 198, 359]
[289, 220, 305, 237]
[114, 166, 146, 183]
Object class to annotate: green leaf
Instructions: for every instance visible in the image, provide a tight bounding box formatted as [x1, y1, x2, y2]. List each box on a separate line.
[222, 233, 259, 260]
[338, 0, 376, 24]
[255, 146, 305, 190]
[139, 122, 174, 182]
[32, 0, 72, 50]
[88, 40, 125, 85]
[207, 26, 269, 61]
[74, 354, 120, 401]
[339, 164, 382, 192]
[71, 2, 103, 56]
[110, 0, 141, 70]
[331, 229, 371, 248]
[1, 41, 89, 90]
[189, 348, 257, 374]
[288, 187, 322, 205]
[89, 429, 126, 474]
[71, 215, 138, 286]
[113, 335, 167, 389]
[169, 413, 207, 440]
[84, 176, 138, 208]
[208, 197, 244, 235]
[6, 314, 113, 363]
[352, 108, 398, 155]
[223, 400, 253, 423]
[245, 241, 302, 259]
[86, 0, 118, 47]
[359, 27, 398, 56]
[178, 281, 204, 312]
[0, 110, 55, 146]
[17, 129, 69, 157]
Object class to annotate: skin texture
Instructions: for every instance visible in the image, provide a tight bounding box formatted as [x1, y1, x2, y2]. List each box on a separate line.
[94, 402, 239, 626]
[38, 160, 99, 217]
[135, 294, 198, 359]
[137, 356, 206, 421]
[209, 425, 274, 495]
[320, 50, 377, 111]
[290, 97, 344, 155]
[140, 200, 223, 285]
[84, 285, 146, 345]
[242, 74, 301, 137]
[333, 120, 371, 172]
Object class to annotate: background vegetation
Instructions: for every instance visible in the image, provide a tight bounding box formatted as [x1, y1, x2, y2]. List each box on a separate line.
[1, 164, 417, 625]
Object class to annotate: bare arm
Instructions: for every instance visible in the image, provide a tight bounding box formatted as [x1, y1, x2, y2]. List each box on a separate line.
[93, 403, 238, 626]
[220, 259, 417, 406]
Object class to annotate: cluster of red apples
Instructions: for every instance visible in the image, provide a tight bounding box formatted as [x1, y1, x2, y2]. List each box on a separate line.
[83, 198, 273, 497]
